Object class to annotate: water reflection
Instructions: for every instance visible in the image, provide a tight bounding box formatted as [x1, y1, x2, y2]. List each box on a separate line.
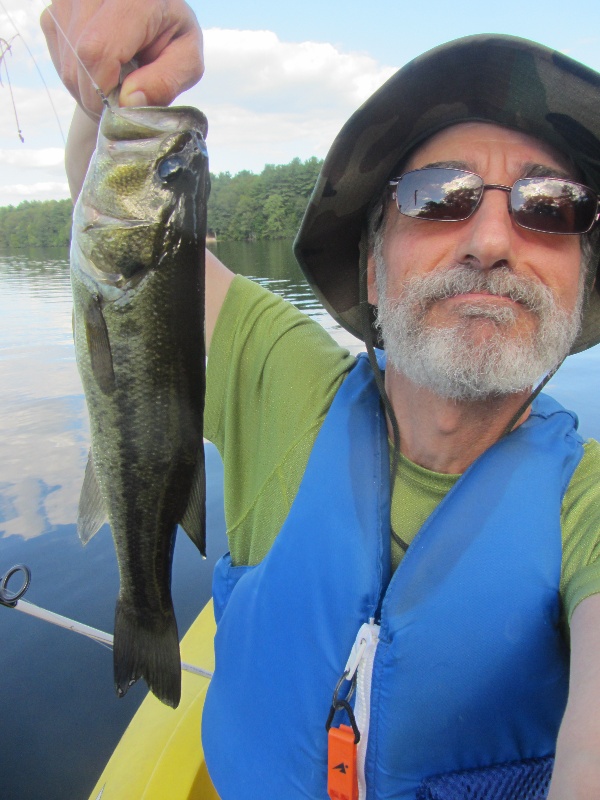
[209, 239, 364, 353]
[0, 243, 361, 800]
[0, 251, 87, 542]
[0, 243, 361, 545]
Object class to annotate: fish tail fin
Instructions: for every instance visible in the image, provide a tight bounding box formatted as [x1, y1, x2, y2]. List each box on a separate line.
[113, 599, 182, 708]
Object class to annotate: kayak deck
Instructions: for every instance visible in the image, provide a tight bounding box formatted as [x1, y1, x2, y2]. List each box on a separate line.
[88, 600, 219, 800]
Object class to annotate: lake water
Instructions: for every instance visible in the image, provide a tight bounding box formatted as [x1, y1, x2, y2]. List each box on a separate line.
[2, 241, 600, 800]
[0, 240, 360, 800]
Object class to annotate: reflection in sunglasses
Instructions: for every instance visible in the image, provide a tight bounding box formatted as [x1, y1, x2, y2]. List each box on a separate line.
[392, 168, 599, 233]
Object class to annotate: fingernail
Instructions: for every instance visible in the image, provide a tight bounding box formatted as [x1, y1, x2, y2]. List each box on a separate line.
[121, 90, 148, 107]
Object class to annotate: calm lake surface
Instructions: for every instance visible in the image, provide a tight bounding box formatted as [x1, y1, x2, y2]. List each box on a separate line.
[2, 240, 600, 799]
[0, 240, 359, 800]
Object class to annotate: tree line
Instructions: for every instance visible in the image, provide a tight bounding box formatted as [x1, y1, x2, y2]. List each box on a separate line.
[0, 156, 324, 249]
[0, 199, 73, 249]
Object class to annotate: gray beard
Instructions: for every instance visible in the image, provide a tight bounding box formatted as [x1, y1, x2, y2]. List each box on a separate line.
[375, 258, 584, 401]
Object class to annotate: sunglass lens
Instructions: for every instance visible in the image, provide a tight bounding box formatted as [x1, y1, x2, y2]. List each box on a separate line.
[511, 178, 597, 234]
[397, 169, 483, 221]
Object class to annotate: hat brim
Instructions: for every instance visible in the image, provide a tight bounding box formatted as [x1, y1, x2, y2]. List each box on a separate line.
[293, 34, 600, 354]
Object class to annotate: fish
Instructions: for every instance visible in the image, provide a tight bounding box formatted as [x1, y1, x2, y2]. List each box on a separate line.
[70, 103, 210, 708]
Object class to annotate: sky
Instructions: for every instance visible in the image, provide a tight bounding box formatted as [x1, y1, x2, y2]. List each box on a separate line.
[0, 0, 599, 207]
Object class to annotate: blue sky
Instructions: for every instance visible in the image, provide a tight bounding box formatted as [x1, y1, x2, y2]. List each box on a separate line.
[0, 0, 599, 206]
[197, 0, 600, 70]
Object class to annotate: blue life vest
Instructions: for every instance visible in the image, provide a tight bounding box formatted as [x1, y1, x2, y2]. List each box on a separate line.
[202, 353, 584, 799]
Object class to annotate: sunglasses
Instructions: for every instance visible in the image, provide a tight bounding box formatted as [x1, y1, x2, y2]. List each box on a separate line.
[389, 167, 600, 235]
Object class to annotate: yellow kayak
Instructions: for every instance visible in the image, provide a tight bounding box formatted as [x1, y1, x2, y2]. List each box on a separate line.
[88, 601, 219, 800]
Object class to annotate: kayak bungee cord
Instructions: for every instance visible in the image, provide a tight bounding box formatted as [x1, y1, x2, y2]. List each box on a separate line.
[0, 565, 213, 680]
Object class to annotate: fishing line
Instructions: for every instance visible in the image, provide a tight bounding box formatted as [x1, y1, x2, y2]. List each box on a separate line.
[0, 35, 23, 141]
[0, 0, 67, 143]
[28, 0, 113, 111]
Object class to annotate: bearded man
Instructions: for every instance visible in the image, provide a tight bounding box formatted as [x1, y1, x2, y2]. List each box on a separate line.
[43, 3, 600, 798]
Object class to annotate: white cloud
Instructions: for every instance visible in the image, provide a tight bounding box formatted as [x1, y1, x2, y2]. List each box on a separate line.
[201, 28, 395, 111]
[197, 104, 339, 174]
[0, 146, 63, 166]
[0, 181, 69, 204]
[0, 25, 397, 199]
[179, 28, 396, 174]
[8, 180, 68, 194]
[0, 3, 47, 48]
[0, 2, 57, 89]
[0, 85, 73, 144]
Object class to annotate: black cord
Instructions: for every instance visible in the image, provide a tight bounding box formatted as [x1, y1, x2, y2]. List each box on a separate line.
[358, 227, 407, 555]
[501, 362, 563, 437]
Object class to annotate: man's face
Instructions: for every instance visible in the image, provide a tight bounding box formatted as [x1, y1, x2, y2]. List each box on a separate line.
[369, 122, 586, 399]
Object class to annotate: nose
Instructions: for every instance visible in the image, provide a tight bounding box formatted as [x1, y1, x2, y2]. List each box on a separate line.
[457, 187, 517, 269]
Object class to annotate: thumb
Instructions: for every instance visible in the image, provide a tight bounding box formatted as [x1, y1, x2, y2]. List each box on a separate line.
[118, 30, 204, 108]
[119, 88, 148, 107]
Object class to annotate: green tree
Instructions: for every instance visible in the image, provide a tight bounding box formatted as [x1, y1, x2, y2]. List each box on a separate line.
[0, 199, 73, 248]
[263, 193, 287, 238]
[206, 157, 323, 241]
[0, 156, 325, 247]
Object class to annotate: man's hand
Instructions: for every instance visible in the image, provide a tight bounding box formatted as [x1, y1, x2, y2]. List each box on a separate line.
[40, 0, 204, 118]
[549, 593, 600, 799]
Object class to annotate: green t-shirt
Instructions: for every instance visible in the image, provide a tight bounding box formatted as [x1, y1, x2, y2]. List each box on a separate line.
[206, 275, 600, 625]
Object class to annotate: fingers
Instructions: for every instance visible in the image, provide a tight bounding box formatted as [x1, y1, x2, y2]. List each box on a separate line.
[120, 25, 205, 107]
[41, 0, 108, 117]
[40, 0, 204, 116]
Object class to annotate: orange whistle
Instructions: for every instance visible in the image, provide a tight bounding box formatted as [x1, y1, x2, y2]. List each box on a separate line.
[327, 724, 358, 800]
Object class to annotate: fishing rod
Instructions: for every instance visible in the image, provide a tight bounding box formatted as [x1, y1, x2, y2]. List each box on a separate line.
[0, 564, 213, 680]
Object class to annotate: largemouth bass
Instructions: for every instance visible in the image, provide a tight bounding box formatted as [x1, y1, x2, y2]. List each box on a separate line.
[71, 104, 209, 708]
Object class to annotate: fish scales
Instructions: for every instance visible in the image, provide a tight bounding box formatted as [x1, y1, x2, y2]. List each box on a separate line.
[71, 105, 210, 708]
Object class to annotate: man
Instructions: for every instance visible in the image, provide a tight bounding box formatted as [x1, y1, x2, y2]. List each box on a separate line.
[42, 3, 600, 797]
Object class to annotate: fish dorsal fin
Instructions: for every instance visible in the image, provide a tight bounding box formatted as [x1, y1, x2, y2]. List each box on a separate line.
[180, 453, 206, 558]
[84, 295, 116, 394]
[78, 450, 107, 544]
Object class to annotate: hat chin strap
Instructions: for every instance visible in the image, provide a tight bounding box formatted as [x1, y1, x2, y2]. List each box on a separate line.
[501, 363, 563, 436]
[359, 226, 409, 554]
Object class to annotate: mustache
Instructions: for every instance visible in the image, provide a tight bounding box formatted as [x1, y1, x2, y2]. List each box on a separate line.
[403, 265, 556, 314]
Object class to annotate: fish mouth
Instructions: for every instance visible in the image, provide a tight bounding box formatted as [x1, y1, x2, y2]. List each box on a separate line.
[101, 105, 208, 143]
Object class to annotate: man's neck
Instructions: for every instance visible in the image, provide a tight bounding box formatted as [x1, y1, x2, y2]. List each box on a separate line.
[385, 368, 533, 474]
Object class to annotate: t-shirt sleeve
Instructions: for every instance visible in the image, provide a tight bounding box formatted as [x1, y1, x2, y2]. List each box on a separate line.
[561, 438, 600, 624]
[206, 274, 355, 565]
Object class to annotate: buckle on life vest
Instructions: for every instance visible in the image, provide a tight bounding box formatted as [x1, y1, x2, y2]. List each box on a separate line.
[326, 670, 360, 800]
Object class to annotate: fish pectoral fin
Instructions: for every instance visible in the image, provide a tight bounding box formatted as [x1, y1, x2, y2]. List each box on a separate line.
[180, 452, 206, 558]
[84, 295, 116, 395]
[77, 451, 107, 544]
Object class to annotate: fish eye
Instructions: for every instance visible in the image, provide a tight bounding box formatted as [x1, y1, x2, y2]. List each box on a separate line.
[157, 155, 186, 183]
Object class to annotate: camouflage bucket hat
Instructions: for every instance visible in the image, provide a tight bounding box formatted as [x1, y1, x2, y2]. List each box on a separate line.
[293, 34, 600, 353]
